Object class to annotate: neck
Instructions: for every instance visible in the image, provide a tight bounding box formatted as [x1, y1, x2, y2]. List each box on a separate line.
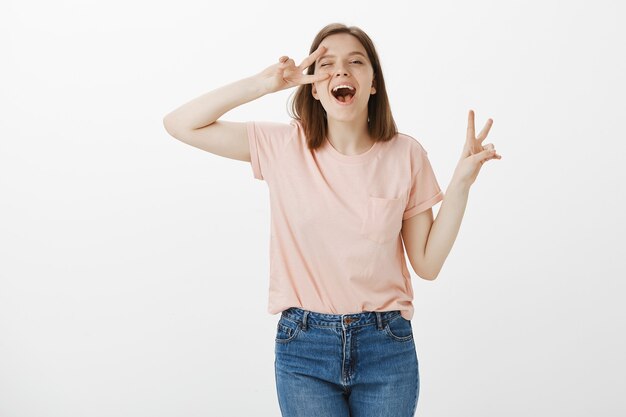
[325, 114, 373, 155]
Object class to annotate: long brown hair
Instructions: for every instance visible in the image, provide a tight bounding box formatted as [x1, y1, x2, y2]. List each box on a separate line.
[287, 23, 398, 151]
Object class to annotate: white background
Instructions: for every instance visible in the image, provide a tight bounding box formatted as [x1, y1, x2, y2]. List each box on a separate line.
[1, 0, 624, 416]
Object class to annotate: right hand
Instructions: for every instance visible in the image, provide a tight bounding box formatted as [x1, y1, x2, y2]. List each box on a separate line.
[256, 45, 332, 95]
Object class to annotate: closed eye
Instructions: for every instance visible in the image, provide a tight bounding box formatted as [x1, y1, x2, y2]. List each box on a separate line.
[320, 61, 363, 67]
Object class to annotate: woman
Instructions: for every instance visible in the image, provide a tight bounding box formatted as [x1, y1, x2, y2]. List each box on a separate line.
[163, 22, 500, 417]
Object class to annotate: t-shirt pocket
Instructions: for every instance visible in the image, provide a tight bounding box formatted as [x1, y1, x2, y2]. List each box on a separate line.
[360, 196, 405, 244]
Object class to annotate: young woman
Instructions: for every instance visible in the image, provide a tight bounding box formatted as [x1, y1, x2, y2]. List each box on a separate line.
[164, 22, 500, 417]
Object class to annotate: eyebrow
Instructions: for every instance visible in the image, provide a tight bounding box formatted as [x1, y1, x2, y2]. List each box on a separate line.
[317, 51, 367, 62]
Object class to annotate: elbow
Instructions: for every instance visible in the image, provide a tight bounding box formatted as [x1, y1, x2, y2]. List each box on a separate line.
[415, 266, 440, 281]
[408, 253, 440, 281]
[421, 273, 438, 281]
[163, 116, 180, 137]
[427, 272, 440, 281]
[163, 115, 174, 129]
[427, 265, 442, 281]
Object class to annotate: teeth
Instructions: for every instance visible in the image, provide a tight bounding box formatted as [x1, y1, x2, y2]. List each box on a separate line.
[332, 84, 356, 92]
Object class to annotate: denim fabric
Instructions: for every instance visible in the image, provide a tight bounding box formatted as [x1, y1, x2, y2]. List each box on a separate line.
[274, 307, 419, 417]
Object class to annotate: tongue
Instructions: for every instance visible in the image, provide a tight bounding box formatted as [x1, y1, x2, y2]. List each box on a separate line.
[337, 93, 354, 103]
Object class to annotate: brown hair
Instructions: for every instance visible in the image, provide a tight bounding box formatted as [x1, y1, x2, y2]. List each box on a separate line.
[287, 23, 398, 151]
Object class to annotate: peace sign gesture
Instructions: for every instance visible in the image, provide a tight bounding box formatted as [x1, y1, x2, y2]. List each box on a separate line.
[451, 109, 502, 188]
[257, 45, 332, 95]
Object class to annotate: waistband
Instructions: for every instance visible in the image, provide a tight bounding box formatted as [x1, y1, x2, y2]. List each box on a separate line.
[281, 307, 402, 331]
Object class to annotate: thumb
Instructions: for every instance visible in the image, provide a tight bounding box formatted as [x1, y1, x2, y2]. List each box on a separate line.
[475, 148, 495, 163]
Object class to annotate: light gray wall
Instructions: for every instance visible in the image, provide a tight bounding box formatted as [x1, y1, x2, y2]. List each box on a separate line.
[1, 0, 623, 416]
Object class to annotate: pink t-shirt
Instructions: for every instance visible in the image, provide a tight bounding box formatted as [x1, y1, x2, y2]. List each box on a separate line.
[247, 119, 444, 320]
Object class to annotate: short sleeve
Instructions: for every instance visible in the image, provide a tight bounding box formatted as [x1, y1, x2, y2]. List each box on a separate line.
[247, 120, 296, 181]
[403, 141, 445, 220]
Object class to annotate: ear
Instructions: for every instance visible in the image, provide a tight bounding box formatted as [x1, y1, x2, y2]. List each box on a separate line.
[370, 75, 377, 95]
[311, 77, 325, 101]
[312, 84, 319, 100]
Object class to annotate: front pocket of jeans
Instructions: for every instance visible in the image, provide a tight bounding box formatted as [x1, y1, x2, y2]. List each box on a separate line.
[384, 315, 414, 342]
[275, 318, 301, 344]
[360, 196, 404, 244]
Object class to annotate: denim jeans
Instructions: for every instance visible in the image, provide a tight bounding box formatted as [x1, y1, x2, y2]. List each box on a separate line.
[274, 307, 419, 417]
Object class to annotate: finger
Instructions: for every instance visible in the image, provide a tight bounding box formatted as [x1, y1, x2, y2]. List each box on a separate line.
[280, 58, 296, 73]
[471, 139, 483, 155]
[300, 72, 331, 84]
[467, 111, 482, 155]
[477, 118, 493, 141]
[279, 56, 289, 63]
[298, 44, 327, 71]
[482, 143, 501, 159]
[279, 58, 294, 70]
[468, 136, 483, 155]
[475, 148, 496, 163]
[466, 109, 475, 140]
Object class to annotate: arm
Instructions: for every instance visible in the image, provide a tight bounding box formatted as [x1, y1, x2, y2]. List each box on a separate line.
[162, 46, 330, 160]
[162, 76, 268, 161]
[402, 109, 501, 280]
[163, 75, 268, 132]
[402, 180, 469, 281]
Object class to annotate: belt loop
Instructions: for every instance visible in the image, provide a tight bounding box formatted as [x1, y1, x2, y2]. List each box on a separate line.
[375, 312, 383, 330]
[301, 310, 309, 331]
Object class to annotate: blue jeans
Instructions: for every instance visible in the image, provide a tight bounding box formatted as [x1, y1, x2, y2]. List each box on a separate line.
[274, 307, 419, 417]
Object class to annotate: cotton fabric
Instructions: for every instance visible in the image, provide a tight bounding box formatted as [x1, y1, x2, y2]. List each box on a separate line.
[247, 119, 444, 320]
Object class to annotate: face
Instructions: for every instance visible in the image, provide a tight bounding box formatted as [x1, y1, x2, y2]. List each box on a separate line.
[311, 33, 376, 122]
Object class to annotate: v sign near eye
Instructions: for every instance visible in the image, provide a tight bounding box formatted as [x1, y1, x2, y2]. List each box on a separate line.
[256, 45, 332, 95]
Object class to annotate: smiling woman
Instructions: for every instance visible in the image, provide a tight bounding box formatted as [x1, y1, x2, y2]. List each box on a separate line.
[290, 26, 397, 153]
[163, 21, 499, 417]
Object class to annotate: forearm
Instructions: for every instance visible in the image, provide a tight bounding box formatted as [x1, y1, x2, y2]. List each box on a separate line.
[163, 74, 268, 131]
[423, 180, 471, 279]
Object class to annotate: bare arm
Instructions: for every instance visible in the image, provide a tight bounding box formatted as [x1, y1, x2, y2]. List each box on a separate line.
[163, 75, 267, 132]
[162, 46, 331, 161]
[402, 110, 501, 280]
[419, 181, 469, 280]
[401, 207, 436, 280]
[162, 75, 268, 161]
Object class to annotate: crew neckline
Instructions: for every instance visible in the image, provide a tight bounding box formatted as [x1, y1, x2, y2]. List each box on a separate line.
[320, 136, 381, 164]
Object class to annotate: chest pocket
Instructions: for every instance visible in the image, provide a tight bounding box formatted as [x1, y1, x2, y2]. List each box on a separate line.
[360, 196, 405, 244]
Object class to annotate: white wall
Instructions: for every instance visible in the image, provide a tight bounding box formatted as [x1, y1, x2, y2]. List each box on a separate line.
[1, 0, 624, 416]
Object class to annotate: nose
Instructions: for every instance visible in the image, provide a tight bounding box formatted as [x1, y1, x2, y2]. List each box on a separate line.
[334, 64, 350, 77]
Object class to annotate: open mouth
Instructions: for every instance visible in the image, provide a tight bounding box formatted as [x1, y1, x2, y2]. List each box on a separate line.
[331, 86, 356, 105]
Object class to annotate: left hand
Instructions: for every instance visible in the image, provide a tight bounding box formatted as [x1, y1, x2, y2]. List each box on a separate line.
[451, 109, 501, 188]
